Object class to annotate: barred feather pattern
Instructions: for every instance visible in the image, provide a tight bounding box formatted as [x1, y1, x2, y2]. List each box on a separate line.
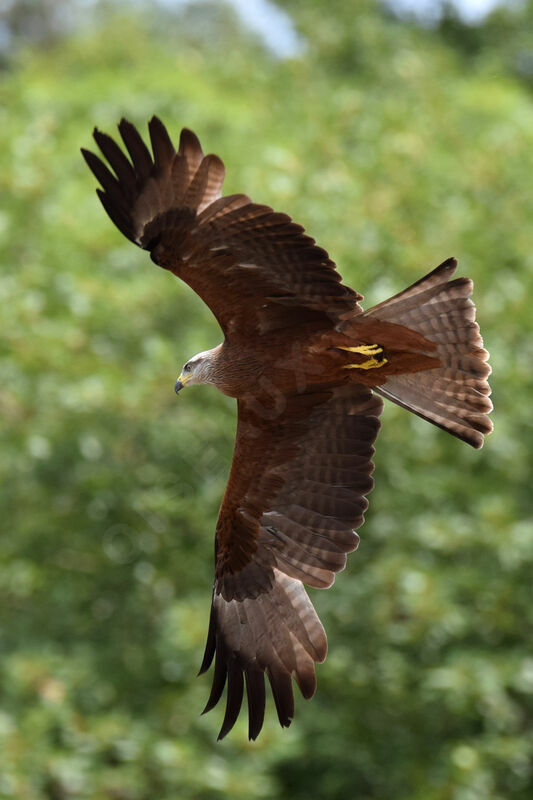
[200, 385, 383, 739]
[201, 569, 326, 741]
[82, 118, 493, 742]
[82, 116, 360, 337]
[365, 258, 493, 448]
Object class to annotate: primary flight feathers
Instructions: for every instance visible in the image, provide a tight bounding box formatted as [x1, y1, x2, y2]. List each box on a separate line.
[83, 117, 359, 337]
[83, 117, 492, 739]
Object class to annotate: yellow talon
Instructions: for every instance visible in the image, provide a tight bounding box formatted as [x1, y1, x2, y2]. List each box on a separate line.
[343, 356, 389, 370]
[338, 344, 384, 355]
[338, 343, 387, 370]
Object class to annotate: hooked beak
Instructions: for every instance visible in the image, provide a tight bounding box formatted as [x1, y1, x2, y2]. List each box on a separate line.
[174, 373, 191, 394]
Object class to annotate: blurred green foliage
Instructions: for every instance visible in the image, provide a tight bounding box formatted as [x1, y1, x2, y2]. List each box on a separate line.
[1, 1, 533, 797]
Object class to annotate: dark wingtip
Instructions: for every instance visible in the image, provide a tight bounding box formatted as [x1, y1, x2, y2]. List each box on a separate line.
[245, 667, 266, 741]
[201, 687, 223, 716]
[201, 680, 224, 715]
[467, 432, 485, 449]
[148, 116, 175, 166]
[117, 117, 135, 137]
[178, 127, 203, 156]
[435, 256, 458, 275]
[268, 670, 295, 729]
[216, 724, 230, 742]
[201, 645, 227, 716]
[215, 661, 244, 740]
[198, 604, 216, 676]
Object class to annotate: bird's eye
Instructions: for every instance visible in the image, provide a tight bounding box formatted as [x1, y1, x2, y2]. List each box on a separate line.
[184, 363, 191, 372]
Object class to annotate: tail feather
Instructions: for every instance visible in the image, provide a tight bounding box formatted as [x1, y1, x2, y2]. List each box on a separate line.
[365, 258, 493, 448]
[365, 257, 458, 315]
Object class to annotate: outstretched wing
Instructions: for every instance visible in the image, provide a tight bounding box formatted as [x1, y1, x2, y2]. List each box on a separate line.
[199, 383, 383, 739]
[82, 117, 360, 337]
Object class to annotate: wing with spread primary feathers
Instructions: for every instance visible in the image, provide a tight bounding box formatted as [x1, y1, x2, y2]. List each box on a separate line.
[199, 384, 383, 739]
[82, 117, 360, 337]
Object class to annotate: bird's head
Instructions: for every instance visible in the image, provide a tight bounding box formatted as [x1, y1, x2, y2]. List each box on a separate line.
[174, 349, 217, 393]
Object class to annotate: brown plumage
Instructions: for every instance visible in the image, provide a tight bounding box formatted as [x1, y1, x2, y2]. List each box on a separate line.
[82, 117, 493, 740]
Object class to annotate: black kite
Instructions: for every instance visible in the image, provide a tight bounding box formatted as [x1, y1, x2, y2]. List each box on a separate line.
[83, 118, 492, 740]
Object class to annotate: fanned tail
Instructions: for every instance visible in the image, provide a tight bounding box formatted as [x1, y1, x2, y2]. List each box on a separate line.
[364, 258, 493, 448]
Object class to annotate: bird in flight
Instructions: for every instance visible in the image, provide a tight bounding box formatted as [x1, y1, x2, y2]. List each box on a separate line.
[83, 117, 492, 740]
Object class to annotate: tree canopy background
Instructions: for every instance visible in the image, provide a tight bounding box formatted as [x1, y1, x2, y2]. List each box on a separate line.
[1, 1, 533, 797]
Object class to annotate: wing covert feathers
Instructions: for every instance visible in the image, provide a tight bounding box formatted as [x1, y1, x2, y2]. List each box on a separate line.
[82, 117, 359, 335]
[365, 258, 493, 448]
[202, 385, 383, 739]
[83, 120, 493, 740]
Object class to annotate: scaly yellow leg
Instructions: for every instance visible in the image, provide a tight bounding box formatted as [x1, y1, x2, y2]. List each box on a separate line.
[339, 344, 383, 355]
[343, 356, 388, 370]
[338, 343, 388, 370]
